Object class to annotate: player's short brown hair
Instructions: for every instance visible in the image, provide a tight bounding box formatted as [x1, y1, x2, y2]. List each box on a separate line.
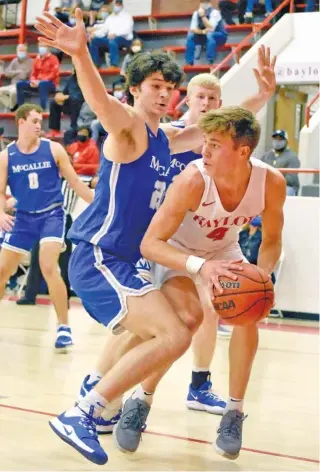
[15, 103, 43, 124]
[198, 106, 261, 153]
[126, 51, 183, 106]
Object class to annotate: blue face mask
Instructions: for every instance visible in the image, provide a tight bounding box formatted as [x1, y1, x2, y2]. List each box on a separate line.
[38, 46, 47, 56]
[69, 17, 76, 25]
[17, 51, 26, 60]
[113, 5, 122, 13]
[100, 11, 108, 20]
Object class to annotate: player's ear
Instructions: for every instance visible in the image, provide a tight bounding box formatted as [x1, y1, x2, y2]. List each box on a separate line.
[129, 85, 139, 100]
[240, 145, 251, 160]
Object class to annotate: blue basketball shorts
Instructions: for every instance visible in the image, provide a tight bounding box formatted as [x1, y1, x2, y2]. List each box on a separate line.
[68, 242, 157, 332]
[1, 205, 66, 256]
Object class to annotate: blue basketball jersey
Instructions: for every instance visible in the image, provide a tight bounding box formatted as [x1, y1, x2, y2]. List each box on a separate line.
[68, 125, 171, 263]
[169, 119, 202, 182]
[6, 138, 63, 212]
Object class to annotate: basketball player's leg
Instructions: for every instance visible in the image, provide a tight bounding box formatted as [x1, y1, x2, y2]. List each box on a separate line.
[49, 243, 192, 464]
[0, 247, 24, 298]
[214, 245, 254, 460]
[39, 241, 68, 325]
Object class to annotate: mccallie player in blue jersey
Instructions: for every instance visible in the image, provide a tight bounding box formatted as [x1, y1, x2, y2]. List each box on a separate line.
[0, 104, 94, 351]
[34, 9, 238, 465]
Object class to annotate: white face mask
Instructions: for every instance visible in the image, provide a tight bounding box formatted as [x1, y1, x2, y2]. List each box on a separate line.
[69, 17, 76, 25]
[201, 2, 210, 9]
[113, 5, 122, 13]
[131, 45, 141, 54]
[114, 90, 124, 100]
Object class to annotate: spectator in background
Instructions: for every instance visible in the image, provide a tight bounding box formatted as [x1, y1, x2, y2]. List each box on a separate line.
[120, 38, 144, 78]
[53, 0, 85, 24]
[239, 216, 262, 265]
[243, 0, 273, 23]
[185, 0, 228, 65]
[66, 126, 99, 176]
[89, 0, 134, 67]
[0, 44, 32, 111]
[46, 67, 84, 138]
[261, 129, 301, 196]
[219, 0, 237, 25]
[16, 43, 60, 110]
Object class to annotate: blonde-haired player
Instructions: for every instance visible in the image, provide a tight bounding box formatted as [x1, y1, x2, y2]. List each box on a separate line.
[141, 106, 286, 459]
[77, 47, 277, 432]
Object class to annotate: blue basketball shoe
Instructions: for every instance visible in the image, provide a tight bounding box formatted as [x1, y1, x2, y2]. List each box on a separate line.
[78, 374, 122, 434]
[55, 325, 73, 352]
[49, 406, 108, 465]
[186, 381, 226, 415]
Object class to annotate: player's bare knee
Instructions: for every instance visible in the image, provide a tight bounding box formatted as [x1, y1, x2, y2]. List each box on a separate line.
[0, 263, 15, 284]
[163, 324, 192, 359]
[40, 262, 59, 280]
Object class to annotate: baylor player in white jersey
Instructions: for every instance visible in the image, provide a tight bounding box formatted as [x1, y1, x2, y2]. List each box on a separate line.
[141, 107, 286, 460]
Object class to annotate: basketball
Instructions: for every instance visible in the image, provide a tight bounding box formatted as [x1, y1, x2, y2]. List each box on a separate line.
[213, 264, 274, 326]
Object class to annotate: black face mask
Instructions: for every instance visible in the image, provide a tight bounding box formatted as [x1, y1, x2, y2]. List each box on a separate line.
[77, 135, 87, 142]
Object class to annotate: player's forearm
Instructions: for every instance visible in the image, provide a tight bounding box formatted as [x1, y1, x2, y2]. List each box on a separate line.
[240, 92, 271, 115]
[70, 179, 94, 205]
[141, 238, 189, 272]
[0, 194, 6, 214]
[72, 49, 111, 119]
[257, 239, 282, 275]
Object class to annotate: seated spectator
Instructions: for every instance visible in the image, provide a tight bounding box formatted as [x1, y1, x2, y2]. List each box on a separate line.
[120, 38, 144, 78]
[66, 126, 99, 176]
[0, 44, 32, 111]
[261, 129, 301, 196]
[87, 1, 111, 26]
[53, 0, 84, 24]
[16, 43, 60, 110]
[243, 0, 273, 23]
[89, 0, 134, 67]
[64, 101, 97, 145]
[46, 68, 84, 138]
[185, 0, 228, 65]
[219, 0, 237, 25]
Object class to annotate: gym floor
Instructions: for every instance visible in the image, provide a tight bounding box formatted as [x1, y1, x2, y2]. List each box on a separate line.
[0, 296, 319, 471]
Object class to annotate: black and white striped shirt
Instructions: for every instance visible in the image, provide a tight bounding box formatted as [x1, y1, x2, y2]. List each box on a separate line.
[61, 179, 78, 216]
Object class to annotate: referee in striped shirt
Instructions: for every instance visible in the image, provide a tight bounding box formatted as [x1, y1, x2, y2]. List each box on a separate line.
[16, 178, 92, 305]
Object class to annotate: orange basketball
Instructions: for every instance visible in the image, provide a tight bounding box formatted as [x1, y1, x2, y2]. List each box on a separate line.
[213, 264, 274, 326]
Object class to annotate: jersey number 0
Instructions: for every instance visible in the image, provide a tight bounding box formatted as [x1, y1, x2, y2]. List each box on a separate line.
[28, 172, 39, 190]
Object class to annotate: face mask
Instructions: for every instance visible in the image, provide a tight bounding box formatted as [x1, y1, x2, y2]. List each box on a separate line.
[131, 45, 141, 53]
[201, 2, 210, 9]
[272, 139, 286, 151]
[77, 135, 87, 142]
[113, 5, 122, 13]
[69, 17, 76, 25]
[17, 51, 26, 60]
[114, 90, 124, 100]
[100, 11, 109, 20]
[38, 46, 47, 56]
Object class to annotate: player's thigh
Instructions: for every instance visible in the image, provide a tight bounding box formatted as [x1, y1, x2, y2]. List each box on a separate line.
[0, 247, 24, 280]
[161, 276, 204, 334]
[123, 288, 192, 345]
[39, 241, 63, 275]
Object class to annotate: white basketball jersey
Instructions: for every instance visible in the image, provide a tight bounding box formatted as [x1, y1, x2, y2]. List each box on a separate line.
[170, 157, 269, 258]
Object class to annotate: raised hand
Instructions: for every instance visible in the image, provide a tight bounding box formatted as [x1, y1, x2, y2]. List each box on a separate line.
[253, 45, 277, 99]
[34, 8, 87, 58]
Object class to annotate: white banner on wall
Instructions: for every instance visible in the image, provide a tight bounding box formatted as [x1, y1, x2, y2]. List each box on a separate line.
[275, 62, 320, 84]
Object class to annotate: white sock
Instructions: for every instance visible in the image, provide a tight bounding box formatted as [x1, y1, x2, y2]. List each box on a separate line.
[88, 371, 102, 384]
[193, 366, 211, 372]
[77, 389, 109, 418]
[225, 397, 244, 414]
[132, 384, 154, 406]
